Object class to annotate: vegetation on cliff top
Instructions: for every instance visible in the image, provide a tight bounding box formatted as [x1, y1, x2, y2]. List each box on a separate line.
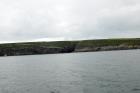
[0, 38, 140, 56]
[0, 38, 140, 49]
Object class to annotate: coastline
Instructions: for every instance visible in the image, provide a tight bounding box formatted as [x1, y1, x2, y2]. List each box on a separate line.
[0, 38, 140, 56]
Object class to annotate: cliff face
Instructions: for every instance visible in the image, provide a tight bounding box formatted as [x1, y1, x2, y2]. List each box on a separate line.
[74, 45, 140, 52]
[0, 38, 140, 56]
[0, 46, 75, 56]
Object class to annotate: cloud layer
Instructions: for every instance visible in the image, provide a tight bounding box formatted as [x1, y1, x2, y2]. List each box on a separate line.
[0, 0, 140, 42]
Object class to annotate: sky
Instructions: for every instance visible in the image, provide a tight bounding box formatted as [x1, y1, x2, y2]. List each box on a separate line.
[0, 0, 140, 43]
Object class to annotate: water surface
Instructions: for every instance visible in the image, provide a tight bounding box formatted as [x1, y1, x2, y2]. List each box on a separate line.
[0, 50, 140, 93]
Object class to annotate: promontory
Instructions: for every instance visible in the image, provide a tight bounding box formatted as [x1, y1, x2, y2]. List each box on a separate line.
[0, 38, 140, 56]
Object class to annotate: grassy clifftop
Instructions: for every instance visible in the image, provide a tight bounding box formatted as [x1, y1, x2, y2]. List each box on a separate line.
[0, 38, 140, 56]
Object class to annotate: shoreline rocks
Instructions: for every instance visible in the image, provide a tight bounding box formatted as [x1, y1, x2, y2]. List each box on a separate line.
[0, 45, 140, 56]
[0, 38, 140, 56]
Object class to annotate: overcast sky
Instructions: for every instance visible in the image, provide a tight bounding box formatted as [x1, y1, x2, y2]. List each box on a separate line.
[0, 0, 140, 43]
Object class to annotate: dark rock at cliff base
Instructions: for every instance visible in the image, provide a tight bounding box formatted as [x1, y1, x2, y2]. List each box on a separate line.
[0, 38, 140, 56]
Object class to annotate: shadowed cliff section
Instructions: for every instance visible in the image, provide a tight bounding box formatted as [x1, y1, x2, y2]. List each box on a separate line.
[0, 38, 140, 56]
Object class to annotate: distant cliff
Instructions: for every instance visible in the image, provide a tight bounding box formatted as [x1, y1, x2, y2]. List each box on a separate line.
[0, 38, 140, 56]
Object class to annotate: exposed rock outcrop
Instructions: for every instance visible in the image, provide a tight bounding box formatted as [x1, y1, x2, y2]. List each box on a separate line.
[0, 38, 140, 56]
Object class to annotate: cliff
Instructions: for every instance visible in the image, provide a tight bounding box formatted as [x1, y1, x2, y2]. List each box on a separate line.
[0, 38, 140, 56]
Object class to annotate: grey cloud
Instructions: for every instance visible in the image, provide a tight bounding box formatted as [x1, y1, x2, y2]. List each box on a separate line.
[0, 0, 140, 43]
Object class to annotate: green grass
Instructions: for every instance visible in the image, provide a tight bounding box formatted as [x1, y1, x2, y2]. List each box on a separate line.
[76, 38, 140, 48]
[0, 38, 140, 50]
